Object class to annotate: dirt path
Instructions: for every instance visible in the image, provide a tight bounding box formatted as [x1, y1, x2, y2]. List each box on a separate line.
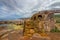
[0, 30, 60, 40]
[49, 33, 60, 40]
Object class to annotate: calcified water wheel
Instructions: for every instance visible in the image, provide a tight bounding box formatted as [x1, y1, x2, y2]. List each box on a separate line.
[23, 10, 60, 38]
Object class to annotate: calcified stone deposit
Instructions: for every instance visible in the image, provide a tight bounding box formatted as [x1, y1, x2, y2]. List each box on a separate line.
[24, 10, 55, 37]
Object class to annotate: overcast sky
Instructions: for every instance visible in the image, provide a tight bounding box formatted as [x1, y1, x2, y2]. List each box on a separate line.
[0, 0, 60, 20]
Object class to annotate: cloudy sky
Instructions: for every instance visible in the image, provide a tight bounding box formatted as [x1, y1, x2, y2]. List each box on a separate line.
[0, 0, 60, 20]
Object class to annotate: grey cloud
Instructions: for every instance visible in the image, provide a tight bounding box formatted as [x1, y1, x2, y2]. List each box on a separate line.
[0, 0, 60, 20]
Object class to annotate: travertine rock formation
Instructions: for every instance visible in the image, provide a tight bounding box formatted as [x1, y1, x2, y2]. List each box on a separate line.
[24, 11, 55, 37]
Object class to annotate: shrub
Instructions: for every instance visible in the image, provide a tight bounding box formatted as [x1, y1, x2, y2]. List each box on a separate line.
[50, 27, 60, 32]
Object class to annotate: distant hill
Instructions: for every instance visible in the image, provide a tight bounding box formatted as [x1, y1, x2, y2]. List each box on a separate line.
[54, 15, 60, 18]
[54, 14, 60, 23]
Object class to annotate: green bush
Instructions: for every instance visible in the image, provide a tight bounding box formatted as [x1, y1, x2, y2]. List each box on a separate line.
[50, 27, 60, 32]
